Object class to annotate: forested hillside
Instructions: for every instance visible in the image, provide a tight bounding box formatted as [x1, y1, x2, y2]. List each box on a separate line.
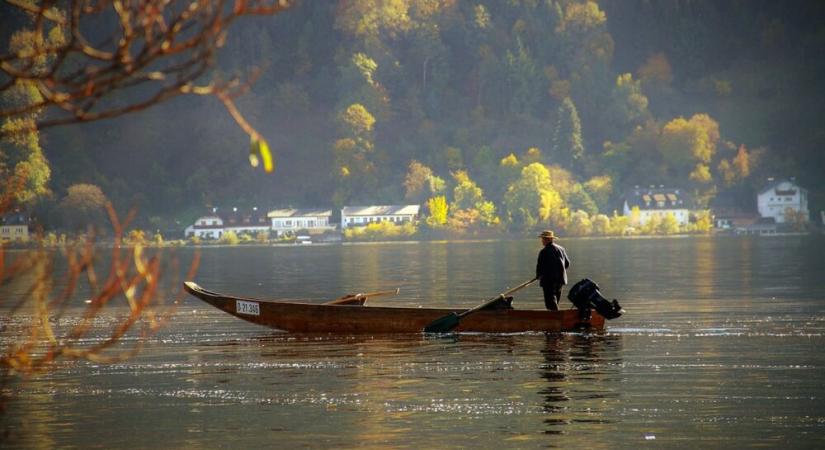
[5, 0, 825, 231]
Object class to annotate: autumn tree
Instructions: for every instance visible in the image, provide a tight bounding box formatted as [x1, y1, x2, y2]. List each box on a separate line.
[503, 163, 563, 231]
[567, 183, 598, 216]
[637, 52, 674, 112]
[493, 152, 522, 201]
[333, 103, 377, 205]
[638, 53, 674, 88]
[337, 53, 391, 121]
[0, 16, 56, 208]
[592, 213, 610, 235]
[606, 73, 650, 140]
[658, 213, 680, 235]
[334, 0, 413, 42]
[583, 175, 613, 211]
[567, 210, 592, 236]
[555, 0, 613, 77]
[659, 114, 720, 186]
[0, 1, 294, 174]
[59, 183, 109, 231]
[1, 2, 299, 410]
[425, 195, 448, 227]
[718, 144, 751, 187]
[449, 170, 498, 227]
[403, 160, 444, 202]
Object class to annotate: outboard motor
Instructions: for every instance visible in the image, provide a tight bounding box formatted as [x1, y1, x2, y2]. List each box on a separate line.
[567, 279, 624, 320]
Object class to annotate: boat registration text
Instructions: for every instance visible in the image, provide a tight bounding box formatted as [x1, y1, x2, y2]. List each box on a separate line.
[236, 300, 260, 316]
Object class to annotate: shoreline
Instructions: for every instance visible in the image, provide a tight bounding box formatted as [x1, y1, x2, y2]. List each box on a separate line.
[2, 230, 818, 250]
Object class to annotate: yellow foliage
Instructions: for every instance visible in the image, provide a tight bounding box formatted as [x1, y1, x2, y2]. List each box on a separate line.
[584, 175, 612, 206]
[219, 230, 239, 245]
[500, 153, 519, 167]
[344, 221, 417, 241]
[562, 1, 607, 31]
[693, 210, 713, 234]
[128, 229, 146, 244]
[592, 214, 610, 235]
[717, 159, 735, 186]
[609, 213, 632, 235]
[568, 210, 592, 236]
[732, 145, 751, 179]
[689, 163, 712, 184]
[658, 213, 680, 234]
[335, 0, 412, 39]
[544, 165, 575, 197]
[334, 138, 357, 153]
[340, 103, 375, 135]
[426, 195, 449, 226]
[525, 147, 542, 163]
[660, 114, 720, 174]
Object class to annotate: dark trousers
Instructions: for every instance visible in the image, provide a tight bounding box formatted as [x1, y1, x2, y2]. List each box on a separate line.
[542, 284, 562, 311]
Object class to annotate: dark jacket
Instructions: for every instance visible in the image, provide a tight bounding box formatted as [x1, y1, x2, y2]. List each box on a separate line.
[536, 242, 570, 287]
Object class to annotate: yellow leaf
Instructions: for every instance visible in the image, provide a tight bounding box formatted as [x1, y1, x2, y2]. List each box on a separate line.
[249, 136, 275, 172]
[249, 137, 260, 168]
[258, 138, 274, 172]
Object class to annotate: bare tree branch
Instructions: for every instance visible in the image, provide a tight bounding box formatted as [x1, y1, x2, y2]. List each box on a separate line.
[1, 0, 291, 160]
[0, 204, 200, 378]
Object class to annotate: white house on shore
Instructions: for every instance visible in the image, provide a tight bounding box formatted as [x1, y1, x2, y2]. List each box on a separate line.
[268, 209, 334, 236]
[222, 207, 270, 235]
[185, 207, 269, 239]
[341, 205, 420, 229]
[1, 210, 30, 242]
[757, 179, 808, 223]
[622, 186, 690, 226]
[184, 214, 223, 239]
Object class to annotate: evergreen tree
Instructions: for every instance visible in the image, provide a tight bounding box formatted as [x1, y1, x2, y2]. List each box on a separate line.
[550, 97, 585, 172]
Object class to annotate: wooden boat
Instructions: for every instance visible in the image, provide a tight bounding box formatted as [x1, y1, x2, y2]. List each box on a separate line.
[183, 281, 606, 333]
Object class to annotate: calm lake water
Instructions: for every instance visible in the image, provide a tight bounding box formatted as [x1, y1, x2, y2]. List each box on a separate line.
[2, 236, 825, 448]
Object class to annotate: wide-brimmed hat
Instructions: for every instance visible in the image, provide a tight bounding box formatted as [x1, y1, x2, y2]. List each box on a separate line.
[538, 230, 557, 240]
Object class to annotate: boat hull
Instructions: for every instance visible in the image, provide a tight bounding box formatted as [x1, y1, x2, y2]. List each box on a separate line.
[183, 282, 605, 333]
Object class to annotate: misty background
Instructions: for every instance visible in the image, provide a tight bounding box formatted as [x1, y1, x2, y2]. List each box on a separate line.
[4, 0, 824, 231]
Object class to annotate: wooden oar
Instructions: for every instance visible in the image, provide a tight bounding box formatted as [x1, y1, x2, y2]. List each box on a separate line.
[324, 288, 400, 305]
[423, 277, 538, 333]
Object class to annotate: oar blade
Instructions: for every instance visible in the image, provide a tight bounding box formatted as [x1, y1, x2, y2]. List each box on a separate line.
[423, 312, 460, 333]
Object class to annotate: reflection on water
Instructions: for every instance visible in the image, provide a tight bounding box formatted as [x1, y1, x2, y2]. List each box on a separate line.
[2, 236, 825, 448]
[540, 334, 622, 436]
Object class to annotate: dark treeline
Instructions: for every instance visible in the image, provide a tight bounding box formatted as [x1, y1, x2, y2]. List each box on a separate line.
[10, 0, 825, 230]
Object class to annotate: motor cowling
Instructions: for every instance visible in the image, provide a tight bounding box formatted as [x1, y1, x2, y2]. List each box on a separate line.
[567, 278, 624, 320]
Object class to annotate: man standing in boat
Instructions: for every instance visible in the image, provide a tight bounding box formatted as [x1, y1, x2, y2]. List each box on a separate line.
[536, 230, 570, 311]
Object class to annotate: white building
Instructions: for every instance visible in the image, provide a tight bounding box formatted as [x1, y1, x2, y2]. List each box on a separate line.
[1, 211, 30, 242]
[184, 214, 224, 239]
[341, 205, 420, 229]
[623, 186, 690, 226]
[185, 207, 270, 239]
[221, 207, 270, 235]
[268, 209, 334, 236]
[757, 179, 808, 224]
